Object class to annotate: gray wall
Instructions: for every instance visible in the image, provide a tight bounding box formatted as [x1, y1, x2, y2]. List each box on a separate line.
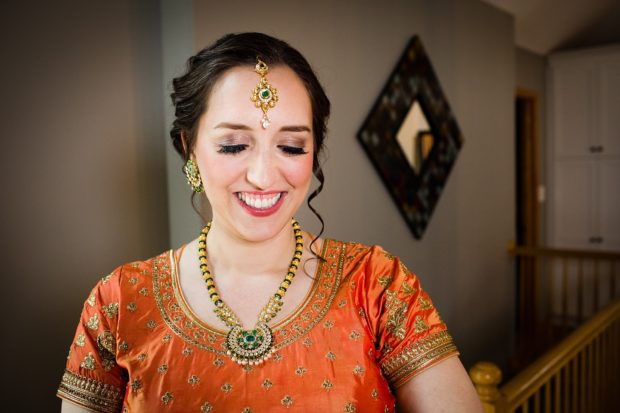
[0, 0, 168, 409]
[188, 0, 516, 368]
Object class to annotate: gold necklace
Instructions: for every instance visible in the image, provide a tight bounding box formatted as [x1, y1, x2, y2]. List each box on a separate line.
[198, 219, 303, 365]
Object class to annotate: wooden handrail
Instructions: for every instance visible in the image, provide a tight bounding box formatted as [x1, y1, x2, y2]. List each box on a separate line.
[471, 297, 620, 412]
[507, 243, 620, 260]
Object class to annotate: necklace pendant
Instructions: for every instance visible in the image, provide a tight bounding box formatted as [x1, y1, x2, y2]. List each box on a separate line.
[225, 322, 274, 365]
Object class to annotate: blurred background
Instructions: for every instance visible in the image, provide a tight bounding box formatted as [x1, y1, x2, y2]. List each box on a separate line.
[1, 0, 619, 410]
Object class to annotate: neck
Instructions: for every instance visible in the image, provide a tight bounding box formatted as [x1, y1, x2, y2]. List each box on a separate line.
[205, 220, 295, 277]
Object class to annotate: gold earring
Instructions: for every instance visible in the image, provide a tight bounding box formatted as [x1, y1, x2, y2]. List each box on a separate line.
[250, 58, 279, 129]
[183, 159, 203, 193]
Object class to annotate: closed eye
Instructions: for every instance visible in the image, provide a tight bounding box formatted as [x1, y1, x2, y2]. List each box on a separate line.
[218, 144, 248, 154]
[278, 145, 308, 155]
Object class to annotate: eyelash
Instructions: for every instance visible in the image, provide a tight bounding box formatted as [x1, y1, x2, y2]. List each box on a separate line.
[217, 145, 307, 156]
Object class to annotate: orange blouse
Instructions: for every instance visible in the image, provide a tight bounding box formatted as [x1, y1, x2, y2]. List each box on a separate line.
[57, 239, 458, 412]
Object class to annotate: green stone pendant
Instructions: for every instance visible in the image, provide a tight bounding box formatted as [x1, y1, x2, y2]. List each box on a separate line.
[225, 322, 274, 365]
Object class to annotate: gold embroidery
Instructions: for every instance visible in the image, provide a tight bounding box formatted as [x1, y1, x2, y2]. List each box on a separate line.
[368, 348, 373, 357]
[188, 375, 200, 385]
[200, 402, 213, 412]
[349, 330, 361, 341]
[158, 364, 168, 374]
[381, 330, 458, 387]
[161, 392, 173, 404]
[279, 329, 290, 337]
[301, 312, 311, 322]
[87, 294, 96, 307]
[146, 320, 157, 330]
[102, 359, 115, 372]
[243, 364, 254, 373]
[323, 320, 334, 329]
[126, 302, 137, 312]
[103, 303, 119, 319]
[281, 395, 294, 407]
[273, 352, 283, 362]
[75, 333, 85, 347]
[162, 292, 172, 301]
[378, 275, 393, 288]
[128, 277, 138, 285]
[358, 307, 366, 318]
[162, 334, 172, 343]
[67, 348, 71, 360]
[295, 366, 307, 376]
[345, 401, 357, 412]
[385, 290, 407, 340]
[182, 347, 193, 357]
[80, 353, 96, 370]
[262, 379, 273, 389]
[137, 353, 147, 362]
[303, 337, 313, 347]
[118, 341, 129, 352]
[221, 383, 232, 393]
[86, 314, 99, 330]
[400, 281, 416, 296]
[419, 296, 432, 310]
[414, 316, 429, 333]
[321, 378, 334, 391]
[385, 405, 390, 413]
[382, 251, 394, 261]
[97, 331, 116, 359]
[383, 343, 393, 354]
[242, 408, 252, 413]
[139, 287, 149, 296]
[326, 351, 336, 361]
[207, 334, 216, 343]
[101, 273, 112, 284]
[353, 364, 365, 376]
[57, 369, 124, 413]
[131, 379, 142, 393]
[371, 388, 379, 400]
[338, 298, 347, 308]
[213, 358, 224, 367]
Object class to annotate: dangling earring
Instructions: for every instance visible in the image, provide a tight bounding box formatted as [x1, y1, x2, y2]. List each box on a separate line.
[183, 159, 203, 193]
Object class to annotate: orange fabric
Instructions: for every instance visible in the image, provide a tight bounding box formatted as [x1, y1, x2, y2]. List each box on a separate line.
[58, 239, 458, 412]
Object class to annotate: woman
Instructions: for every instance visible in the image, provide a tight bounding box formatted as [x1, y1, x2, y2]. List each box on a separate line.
[58, 33, 483, 412]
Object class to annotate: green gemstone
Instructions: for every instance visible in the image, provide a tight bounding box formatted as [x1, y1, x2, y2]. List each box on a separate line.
[246, 334, 255, 343]
[260, 89, 271, 99]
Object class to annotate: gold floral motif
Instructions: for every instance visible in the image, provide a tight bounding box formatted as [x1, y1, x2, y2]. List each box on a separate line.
[301, 312, 311, 322]
[128, 277, 138, 285]
[161, 392, 173, 404]
[137, 353, 147, 362]
[119, 341, 129, 352]
[101, 273, 112, 284]
[162, 335, 171, 343]
[353, 364, 365, 376]
[188, 375, 200, 385]
[382, 251, 395, 261]
[262, 379, 273, 389]
[385, 290, 407, 340]
[292, 323, 303, 334]
[194, 330, 205, 339]
[146, 320, 157, 330]
[273, 352, 283, 362]
[243, 364, 254, 373]
[173, 314, 182, 322]
[358, 307, 366, 318]
[97, 331, 116, 359]
[181, 347, 193, 357]
[349, 330, 361, 341]
[242, 408, 252, 413]
[213, 358, 224, 367]
[75, 333, 85, 347]
[131, 379, 142, 393]
[323, 320, 334, 329]
[383, 343, 393, 354]
[303, 337, 313, 347]
[317, 291, 327, 300]
[200, 402, 213, 412]
[80, 353, 96, 370]
[207, 334, 217, 343]
[221, 383, 232, 393]
[103, 303, 119, 319]
[414, 316, 429, 334]
[371, 388, 379, 400]
[295, 366, 307, 376]
[57, 369, 124, 413]
[325, 351, 336, 361]
[321, 378, 334, 391]
[139, 287, 149, 296]
[378, 275, 393, 288]
[158, 364, 168, 374]
[400, 281, 416, 296]
[418, 296, 432, 310]
[279, 329, 289, 337]
[345, 401, 357, 412]
[350, 281, 356, 289]
[102, 359, 116, 372]
[86, 313, 99, 330]
[281, 395, 294, 408]
[312, 302, 321, 312]
[162, 292, 172, 301]
[338, 299, 347, 308]
[368, 348, 374, 357]
[126, 302, 137, 312]
[87, 294, 96, 307]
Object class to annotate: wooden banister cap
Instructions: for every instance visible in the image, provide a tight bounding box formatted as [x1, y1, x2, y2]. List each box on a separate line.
[469, 361, 502, 387]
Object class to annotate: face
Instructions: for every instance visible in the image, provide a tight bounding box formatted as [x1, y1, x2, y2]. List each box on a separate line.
[192, 65, 314, 242]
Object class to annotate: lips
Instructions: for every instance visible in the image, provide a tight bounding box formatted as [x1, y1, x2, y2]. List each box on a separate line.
[236, 192, 283, 211]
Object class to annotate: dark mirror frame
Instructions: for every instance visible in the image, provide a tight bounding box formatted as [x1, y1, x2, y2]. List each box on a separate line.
[357, 36, 464, 239]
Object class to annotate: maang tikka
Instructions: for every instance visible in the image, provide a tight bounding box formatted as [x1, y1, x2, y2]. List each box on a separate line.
[250, 58, 279, 129]
[183, 159, 203, 193]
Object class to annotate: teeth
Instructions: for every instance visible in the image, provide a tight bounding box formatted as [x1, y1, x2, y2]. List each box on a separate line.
[237, 193, 281, 210]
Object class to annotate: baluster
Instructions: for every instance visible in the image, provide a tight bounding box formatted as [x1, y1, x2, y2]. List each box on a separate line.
[578, 260, 584, 322]
[562, 258, 568, 328]
[572, 357, 578, 413]
[469, 362, 502, 413]
[553, 372, 561, 413]
[544, 380, 551, 413]
[533, 390, 540, 413]
[594, 260, 599, 313]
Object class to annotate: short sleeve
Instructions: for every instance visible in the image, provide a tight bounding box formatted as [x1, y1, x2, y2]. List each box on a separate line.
[57, 268, 127, 413]
[354, 246, 459, 388]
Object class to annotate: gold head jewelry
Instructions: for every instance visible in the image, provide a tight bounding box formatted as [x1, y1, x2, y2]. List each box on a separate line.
[250, 58, 279, 129]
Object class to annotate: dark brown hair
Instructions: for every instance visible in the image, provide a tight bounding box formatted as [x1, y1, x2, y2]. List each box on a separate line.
[170, 32, 330, 247]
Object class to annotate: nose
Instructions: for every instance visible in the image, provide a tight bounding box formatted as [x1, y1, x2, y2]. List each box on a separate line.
[246, 150, 276, 189]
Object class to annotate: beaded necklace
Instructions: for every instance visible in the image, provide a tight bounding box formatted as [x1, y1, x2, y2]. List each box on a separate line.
[198, 219, 303, 365]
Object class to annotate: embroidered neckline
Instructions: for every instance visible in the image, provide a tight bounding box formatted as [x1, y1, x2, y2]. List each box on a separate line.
[153, 239, 346, 354]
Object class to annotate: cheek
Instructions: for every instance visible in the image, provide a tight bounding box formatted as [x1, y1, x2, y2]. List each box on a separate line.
[284, 155, 314, 187]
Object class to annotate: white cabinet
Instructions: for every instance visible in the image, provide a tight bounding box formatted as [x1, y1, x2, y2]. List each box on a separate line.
[548, 45, 620, 250]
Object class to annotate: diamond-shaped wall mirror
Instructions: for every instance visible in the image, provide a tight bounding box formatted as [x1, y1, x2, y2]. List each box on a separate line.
[357, 36, 464, 239]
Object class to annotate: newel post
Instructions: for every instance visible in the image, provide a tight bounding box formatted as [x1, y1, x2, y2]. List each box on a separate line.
[469, 361, 503, 413]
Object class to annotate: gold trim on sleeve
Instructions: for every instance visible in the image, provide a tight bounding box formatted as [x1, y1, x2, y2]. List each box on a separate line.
[57, 369, 124, 413]
[380, 330, 459, 387]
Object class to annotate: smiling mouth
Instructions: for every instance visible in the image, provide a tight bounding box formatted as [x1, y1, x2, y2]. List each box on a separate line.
[236, 192, 283, 210]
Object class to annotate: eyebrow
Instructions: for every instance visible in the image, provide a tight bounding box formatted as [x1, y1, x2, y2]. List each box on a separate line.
[214, 122, 311, 133]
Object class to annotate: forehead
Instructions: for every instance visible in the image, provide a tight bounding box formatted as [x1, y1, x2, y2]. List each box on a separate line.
[203, 65, 312, 127]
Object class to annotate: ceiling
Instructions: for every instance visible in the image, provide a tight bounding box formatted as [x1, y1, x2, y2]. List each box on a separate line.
[481, 0, 620, 55]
